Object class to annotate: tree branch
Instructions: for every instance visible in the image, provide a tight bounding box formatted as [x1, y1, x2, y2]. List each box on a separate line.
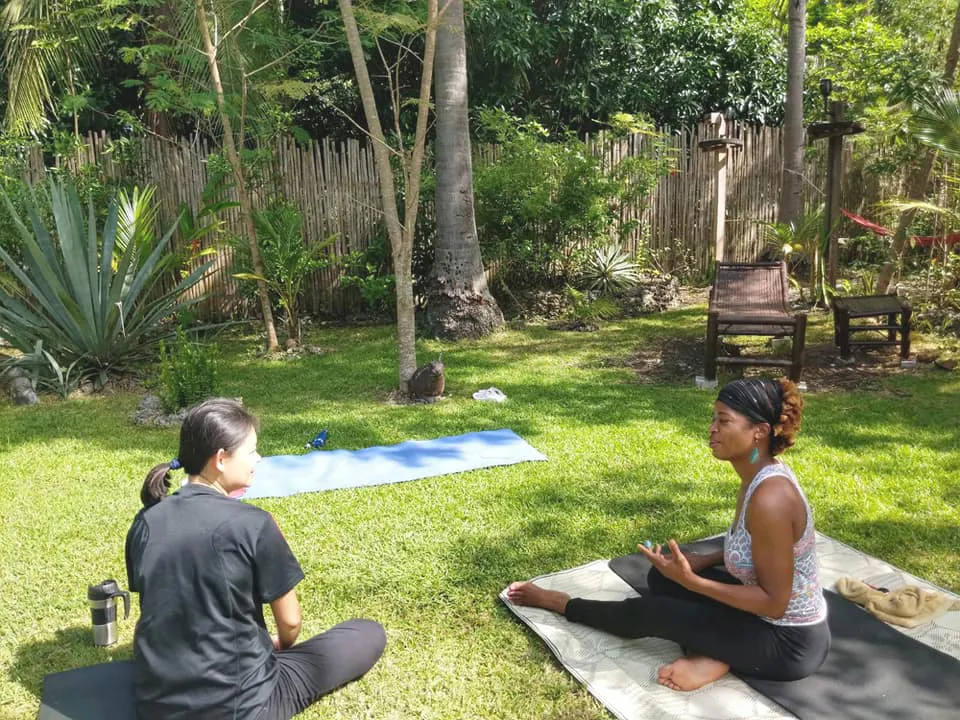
[220, 0, 272, 44]
[402, 0, 438, 241]
[329, 102, 402, 158]
[245, 24, 330, 79]
[375, 37, 405, 161]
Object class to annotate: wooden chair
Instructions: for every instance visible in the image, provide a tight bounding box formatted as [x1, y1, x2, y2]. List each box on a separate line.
[705, 261, 807, 381]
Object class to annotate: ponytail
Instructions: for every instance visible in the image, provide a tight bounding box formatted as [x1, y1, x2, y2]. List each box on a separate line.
[141, 463, 173, 508]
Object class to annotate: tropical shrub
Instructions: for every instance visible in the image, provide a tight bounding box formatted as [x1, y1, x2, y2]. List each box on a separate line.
[759, 207, 830, 304]
[231, 199, 335, 341]
[0, 178, 213, 384]
[339, 233, 396, 316]
[157, 330, 220, 412]
[472, 108, 672, 289]
[557, 286, 619, 330]
[0, 339, 91, 400]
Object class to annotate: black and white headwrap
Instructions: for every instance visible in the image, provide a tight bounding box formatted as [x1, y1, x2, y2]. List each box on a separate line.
[717, 379, 784, 447]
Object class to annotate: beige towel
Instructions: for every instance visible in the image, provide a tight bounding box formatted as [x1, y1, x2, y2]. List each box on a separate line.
[835, 577, 960, 628]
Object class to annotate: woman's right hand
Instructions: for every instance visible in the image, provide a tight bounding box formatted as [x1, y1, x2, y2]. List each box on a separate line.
[640, 543, 722, 573]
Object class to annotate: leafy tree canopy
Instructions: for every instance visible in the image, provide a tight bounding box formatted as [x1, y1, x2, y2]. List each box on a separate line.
[466, 0, 787, 130]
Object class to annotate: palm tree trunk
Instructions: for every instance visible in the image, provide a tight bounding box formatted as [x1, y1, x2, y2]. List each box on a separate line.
[778, 0, 806, 226]
[876, 0, 960, 294]
[426, 0, 504, 339]
[195, 0, 278, 351]
[287, 301, 300, 344]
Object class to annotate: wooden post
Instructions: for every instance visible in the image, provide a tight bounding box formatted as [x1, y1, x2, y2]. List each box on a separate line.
[709, 112, 729, 264]
[825, 101, 845, 289]
[705, 311, 720, 381]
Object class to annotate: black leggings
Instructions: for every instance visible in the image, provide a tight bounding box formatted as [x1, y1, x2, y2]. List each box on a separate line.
[258, 619, 386, 720]
[564, 567, 830, 681]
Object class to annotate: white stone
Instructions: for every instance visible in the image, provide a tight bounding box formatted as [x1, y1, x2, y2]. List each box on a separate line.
[695, 376, 718, 390]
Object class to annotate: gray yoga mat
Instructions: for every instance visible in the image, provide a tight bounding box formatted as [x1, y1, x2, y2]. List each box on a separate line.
[38, 660, 134, 720]
[609, 538, 960, 720]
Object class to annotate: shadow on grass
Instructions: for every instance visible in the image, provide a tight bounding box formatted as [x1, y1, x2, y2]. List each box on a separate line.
[439, 466, 731, 598]
[8, 626, 132, 701]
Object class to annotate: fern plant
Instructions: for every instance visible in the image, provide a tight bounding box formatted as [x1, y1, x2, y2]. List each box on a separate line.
[566, 286, 619, 325]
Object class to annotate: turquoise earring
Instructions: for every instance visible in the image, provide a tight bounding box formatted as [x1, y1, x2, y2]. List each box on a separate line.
[748, 446, 760, 463]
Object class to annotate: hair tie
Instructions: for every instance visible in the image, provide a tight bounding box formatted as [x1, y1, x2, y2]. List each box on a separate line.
[169, 458, 182, 471]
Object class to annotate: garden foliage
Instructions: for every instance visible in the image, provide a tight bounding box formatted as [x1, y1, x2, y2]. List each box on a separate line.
[0, 178, 212, 383]
[157, 329, 220, 412]
[472, 109, 672, 288]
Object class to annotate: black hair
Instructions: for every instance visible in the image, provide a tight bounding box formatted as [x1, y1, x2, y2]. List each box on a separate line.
[716, 378, 803, 455]
[140, 398, 258, 508]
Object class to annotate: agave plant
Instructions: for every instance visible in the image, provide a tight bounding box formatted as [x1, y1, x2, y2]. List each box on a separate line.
[0, 178, 213, 381]
[581, 243, 643, 296]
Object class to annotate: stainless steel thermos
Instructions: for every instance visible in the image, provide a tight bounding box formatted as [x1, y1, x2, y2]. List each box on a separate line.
[88, 579, 130, 646]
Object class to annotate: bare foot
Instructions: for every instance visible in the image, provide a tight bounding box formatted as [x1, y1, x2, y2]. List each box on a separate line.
[657, 656, 729, 691]
[506, 582, 571, 614]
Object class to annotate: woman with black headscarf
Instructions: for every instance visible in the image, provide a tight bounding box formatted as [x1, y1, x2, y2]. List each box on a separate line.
[507, 378, 830, 692]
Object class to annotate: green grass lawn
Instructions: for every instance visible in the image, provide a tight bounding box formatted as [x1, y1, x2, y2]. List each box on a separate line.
[2, 307, 959, 719]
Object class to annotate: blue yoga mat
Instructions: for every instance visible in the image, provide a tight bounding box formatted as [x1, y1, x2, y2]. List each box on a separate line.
[241, 429, 547, 499]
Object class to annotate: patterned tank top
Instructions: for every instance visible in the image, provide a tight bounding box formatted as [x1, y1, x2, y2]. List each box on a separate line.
[724, 462, 828, 626]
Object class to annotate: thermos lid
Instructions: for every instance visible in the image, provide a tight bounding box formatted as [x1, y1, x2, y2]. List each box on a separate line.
[88, 579, 124, 601]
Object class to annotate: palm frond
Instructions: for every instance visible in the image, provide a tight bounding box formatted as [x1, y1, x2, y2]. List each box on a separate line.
[1, 0, 107, 134]
[912, 87, 960, 160]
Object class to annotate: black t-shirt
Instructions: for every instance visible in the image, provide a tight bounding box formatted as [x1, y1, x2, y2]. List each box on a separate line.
[125, 484, 304, 719]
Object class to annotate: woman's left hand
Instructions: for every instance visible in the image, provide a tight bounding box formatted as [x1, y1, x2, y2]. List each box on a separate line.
[638, 539, 696, 588]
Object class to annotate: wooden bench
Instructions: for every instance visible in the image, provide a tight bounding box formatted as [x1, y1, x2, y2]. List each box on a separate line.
[832, 295, 912, 360]
[705, 262, 807, 381]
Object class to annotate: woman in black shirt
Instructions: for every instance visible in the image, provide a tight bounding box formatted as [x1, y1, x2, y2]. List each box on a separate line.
[127, 398, 385, 719]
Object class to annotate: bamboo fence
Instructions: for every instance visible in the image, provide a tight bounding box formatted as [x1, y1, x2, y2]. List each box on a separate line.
[19, 121, 925, 319]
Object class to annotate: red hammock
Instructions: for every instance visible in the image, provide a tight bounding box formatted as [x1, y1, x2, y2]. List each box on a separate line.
[841, 208, 960, 247]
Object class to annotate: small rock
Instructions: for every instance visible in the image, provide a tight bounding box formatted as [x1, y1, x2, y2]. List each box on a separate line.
[155, 409, 188, 427]
[4, 367, 39, 405]
[139, 395, 163, 412]
[132, 394, 240, 426]
[618, 274, 682, 316]
[10, 374, 39, 405]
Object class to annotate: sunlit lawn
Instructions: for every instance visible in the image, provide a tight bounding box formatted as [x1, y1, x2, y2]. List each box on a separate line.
[2, 307, 958, 719]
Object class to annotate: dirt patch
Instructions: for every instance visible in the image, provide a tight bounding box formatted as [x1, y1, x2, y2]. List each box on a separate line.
[611, 336, 942, 393]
